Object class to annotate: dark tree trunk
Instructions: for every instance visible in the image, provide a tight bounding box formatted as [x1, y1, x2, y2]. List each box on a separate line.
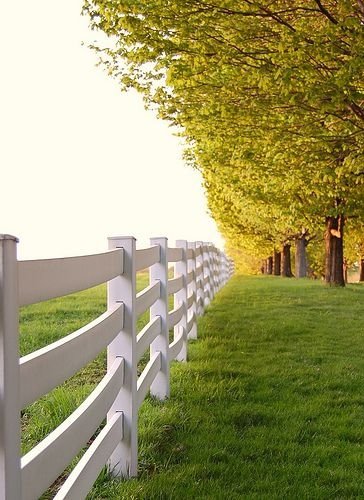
[281, 244, 293, 277]
[273, 250, 281, 275]
[295, 236, 307, 278]
[359, 258, 364, 281]
[343, 259, 348, 284]
[324, 215, 345, 287]
[262, 259, 267, 274]
[266, 256, 273, 275]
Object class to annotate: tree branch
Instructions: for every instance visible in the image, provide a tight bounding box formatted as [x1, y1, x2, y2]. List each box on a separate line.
[349, 102, 364, 121]
[314, 0, 338, 24]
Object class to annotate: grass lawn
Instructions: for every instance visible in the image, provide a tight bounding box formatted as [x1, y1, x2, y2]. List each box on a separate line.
[21, 275, 364, 498]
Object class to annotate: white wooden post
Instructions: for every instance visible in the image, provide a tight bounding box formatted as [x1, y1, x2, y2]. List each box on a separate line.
[208, 244, 215, 301]
[196, 241, 204, 316]
[211, 245, 216, 298]
[221, 252, 226, 286]
[107, 236, 137, 478]
[225, 254, 230, 283]
[149, 237, 169, 400]
[216, 248, 221, 291]
[203, 243, 211, 307]
[215, 247, 220, 292]
[175, 240, 188, 362]
[229, 258, 234, 278]
[187, 242, 197, 340]
[220, 252, 225, 286]
[223, 253, 227, 284]
[225, 255, 229, 284]
[0, 235, 21, 500]
[213, 245, 218, 297]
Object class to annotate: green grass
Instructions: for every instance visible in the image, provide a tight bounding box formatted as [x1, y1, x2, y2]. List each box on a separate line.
[20, 273, 152, 454]
[21, 275, 364, 498]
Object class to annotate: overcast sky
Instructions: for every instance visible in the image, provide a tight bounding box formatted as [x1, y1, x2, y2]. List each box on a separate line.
[1, 1, 223, 260]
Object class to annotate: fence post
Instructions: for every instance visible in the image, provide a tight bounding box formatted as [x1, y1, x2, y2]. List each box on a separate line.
[217, 249, 222, 291]
[175, 240, 188, 362]
[225, 255, 229, 284]
[210, 245, 214, 299]
[229, 258, 234, 278]
[212, 245, 219, 296]
[203, 243, 211, 307]
[149, 237, 169, 400]
[221, 254, 225, 286]
[196, 241, 204, 316]
[0, 235, 21, 500]
[222, 252, 227, 285]
[212, 245, 217, 297]
[215, 248, 219, 291]
[107, 236, 137, 478]
[187, 241, 197, 340]
[225, 255, 229, 283]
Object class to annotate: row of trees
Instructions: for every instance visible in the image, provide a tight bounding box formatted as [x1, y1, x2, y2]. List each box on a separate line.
[83, 0, 364, 286]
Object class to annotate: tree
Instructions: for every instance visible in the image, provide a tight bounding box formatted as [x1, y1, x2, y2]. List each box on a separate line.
[83, 1, 364, 285]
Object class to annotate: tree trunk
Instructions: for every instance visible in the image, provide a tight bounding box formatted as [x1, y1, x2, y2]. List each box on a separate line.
[273, 250, 281, 276]
[266, 256, 273, 275]
[262, 259, 267, 274]
[359, 258, 364, 281]
[281, 244, 293, 277]
[343, 259, 348, 284]
[295, 236, 307, 278]
[324, 215, 345, 287]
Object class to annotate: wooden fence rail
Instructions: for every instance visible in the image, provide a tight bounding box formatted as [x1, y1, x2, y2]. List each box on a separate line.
[0, 234, 234, 500]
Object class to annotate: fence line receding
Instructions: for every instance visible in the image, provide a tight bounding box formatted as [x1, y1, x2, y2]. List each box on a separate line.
[0, 234, 234, 500]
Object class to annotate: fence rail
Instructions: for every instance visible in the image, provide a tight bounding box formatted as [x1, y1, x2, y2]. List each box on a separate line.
[0, 234, 234, 500]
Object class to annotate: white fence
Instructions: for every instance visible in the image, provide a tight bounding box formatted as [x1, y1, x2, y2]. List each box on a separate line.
[0, 235, 233, 500]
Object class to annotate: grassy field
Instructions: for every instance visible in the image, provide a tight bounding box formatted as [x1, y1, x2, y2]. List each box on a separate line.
[20, 275, 364, 498]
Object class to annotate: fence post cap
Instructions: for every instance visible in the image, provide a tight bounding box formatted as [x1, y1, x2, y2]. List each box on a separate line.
[107, 236, 136, 241]
[0, 234, 19, 242]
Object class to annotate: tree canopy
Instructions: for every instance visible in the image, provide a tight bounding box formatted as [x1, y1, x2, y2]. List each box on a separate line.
[83, 0, 364, 285]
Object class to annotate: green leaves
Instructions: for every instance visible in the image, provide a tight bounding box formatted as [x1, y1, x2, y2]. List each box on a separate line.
[83, 0, 364, 268]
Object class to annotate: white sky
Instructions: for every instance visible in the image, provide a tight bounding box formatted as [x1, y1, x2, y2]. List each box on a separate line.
[1, 1, 223, 260]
